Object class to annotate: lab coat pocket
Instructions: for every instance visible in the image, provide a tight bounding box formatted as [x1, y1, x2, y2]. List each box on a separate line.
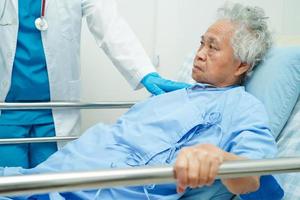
[57, 1, 81, 41]
[68, 79, 81, 101]
[0, 0, 15, 26]
[0, 0, 5, 20]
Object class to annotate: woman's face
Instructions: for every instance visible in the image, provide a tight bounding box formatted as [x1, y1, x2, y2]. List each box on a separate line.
[192, 20, 248, 87]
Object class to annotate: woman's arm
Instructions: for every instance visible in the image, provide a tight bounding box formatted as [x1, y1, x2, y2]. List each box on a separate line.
[221, 151, 260, 194]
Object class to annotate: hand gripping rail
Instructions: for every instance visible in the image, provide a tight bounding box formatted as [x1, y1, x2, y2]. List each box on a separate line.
[0, 157, 299, 196]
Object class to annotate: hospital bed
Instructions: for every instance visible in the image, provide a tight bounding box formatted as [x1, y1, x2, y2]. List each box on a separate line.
[0, 102, 298, 199]
[0, 39, 299, 199]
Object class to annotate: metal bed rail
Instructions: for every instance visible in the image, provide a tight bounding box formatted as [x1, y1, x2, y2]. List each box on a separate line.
[0, 102, 135, 110]
[0, 157, 299, 196]
[0, 137, 78, 144]
[0, 102, 134, 144]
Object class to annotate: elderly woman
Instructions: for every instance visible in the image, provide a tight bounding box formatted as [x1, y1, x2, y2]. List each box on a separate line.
[0, 2, 282, 200]
[175, 2, 273, 197]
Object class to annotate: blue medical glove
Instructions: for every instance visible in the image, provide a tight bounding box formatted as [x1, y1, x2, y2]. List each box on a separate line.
[141, 72, 191, 95]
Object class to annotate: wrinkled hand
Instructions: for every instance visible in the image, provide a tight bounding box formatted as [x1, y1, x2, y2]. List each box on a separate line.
[174, 144, 224, 193]
[141, 72, 191, 95]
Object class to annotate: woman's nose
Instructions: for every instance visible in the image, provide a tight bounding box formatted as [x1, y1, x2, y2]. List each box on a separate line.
[196, 47, 207, 62]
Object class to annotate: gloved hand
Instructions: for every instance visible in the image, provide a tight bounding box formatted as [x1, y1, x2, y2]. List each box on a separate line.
[141, 72, 191, 95]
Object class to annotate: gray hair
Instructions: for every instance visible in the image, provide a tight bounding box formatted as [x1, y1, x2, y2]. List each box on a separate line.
[217, 2, 273, 71]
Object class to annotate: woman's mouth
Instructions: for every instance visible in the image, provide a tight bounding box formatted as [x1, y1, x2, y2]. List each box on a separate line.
[193, 65, 203, 72]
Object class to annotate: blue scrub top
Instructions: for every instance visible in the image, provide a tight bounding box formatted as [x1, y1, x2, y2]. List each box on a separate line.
[0, 0, 53, 125]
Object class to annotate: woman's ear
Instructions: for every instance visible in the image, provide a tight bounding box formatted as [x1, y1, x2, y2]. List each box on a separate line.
[235, 62, 251, 76]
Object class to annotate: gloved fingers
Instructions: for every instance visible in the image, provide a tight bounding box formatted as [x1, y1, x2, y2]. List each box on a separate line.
[141, 72, 191, 95]
[156, 79, 192, 92]
[145, 84, 166, 95]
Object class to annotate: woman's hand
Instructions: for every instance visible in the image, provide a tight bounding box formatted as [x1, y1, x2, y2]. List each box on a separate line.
[174, 144, 224, 193]
[174, 144, 260, 194]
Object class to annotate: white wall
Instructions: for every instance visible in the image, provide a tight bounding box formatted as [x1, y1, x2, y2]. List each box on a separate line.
[80, 0, 300, 132]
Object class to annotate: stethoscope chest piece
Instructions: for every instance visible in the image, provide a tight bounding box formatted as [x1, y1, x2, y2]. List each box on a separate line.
[35, 0, 48, 31]
[35, 17, 48, 31]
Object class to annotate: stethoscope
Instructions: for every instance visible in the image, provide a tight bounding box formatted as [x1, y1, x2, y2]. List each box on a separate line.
[35, 0, 48, 31]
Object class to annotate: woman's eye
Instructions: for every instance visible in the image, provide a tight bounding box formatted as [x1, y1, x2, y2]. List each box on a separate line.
[210, 45, 218, 50]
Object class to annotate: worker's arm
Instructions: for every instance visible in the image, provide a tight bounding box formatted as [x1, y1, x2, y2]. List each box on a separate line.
[81, 0, 190, 94]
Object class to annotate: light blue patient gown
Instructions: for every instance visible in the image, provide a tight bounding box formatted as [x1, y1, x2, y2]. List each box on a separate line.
[0, 84, 283, 200]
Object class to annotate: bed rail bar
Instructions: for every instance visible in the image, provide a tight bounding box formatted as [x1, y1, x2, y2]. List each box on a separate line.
[0, 102, 135, 110]
[0, 137, 78, 144]
[0, 101, 134, 144]
[0, 157, 299, 196]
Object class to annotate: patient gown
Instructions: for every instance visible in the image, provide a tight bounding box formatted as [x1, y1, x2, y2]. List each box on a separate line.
[0, 84, 283, 200]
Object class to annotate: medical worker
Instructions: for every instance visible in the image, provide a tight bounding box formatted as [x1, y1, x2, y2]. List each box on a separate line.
[0, 0, 189, 168]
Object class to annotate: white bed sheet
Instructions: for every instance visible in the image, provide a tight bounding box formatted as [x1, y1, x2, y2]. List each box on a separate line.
[276, 97, 300, 200]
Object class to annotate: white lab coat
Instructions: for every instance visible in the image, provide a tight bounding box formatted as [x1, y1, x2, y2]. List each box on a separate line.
[0, 0, 156, 148]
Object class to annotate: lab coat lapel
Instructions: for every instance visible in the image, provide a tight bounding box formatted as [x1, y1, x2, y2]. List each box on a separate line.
[45, 0, 52, 10]
[10, 0, 18, 16]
